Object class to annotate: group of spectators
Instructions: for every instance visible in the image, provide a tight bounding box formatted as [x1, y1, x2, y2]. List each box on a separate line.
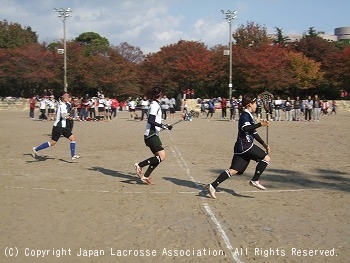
[29, 92, 180, 122]
[29, 93, 128, 122]
[28, 91, 338, 124]
[199, 94, 337, 122]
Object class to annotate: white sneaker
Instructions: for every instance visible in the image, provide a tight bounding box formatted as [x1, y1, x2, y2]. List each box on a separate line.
[134, 163, 142, 177]
[249, 180, 266, 190]
[71, 155, 82, 160]
[32, 147, 38, 158]
[206, 184, 217, 199]
[134, 163, 147, 183]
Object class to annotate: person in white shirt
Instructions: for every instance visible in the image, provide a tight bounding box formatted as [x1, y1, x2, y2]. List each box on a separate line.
[47, 95, 56, 121]
[105, 97, 112, 121]
[98, 95, 106, 121]
[140, 96, 150, 121]
[32, 92, 81, 161]
[169, 97, 176, 119]
[128, 98, 138, 119]
[39, 96, 48, 121]
[134, 87, 173, 185]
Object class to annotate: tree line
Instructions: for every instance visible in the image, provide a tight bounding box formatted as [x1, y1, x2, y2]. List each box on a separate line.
[0, 19, 349, 99]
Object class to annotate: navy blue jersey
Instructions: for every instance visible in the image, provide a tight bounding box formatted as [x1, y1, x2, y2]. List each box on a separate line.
[234, 109, 258, 154]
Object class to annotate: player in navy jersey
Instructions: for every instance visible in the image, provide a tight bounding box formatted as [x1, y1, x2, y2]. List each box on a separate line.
[134, 86, 173, 185]
[206, 96, 270, 199]
[32, 92, 81, 161]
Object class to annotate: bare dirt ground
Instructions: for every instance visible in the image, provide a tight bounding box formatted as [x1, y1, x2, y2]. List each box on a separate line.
[1, 108, 349, 263]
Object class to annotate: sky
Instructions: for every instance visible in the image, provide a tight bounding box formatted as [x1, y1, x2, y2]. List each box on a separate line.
[1, 0, 349, 54]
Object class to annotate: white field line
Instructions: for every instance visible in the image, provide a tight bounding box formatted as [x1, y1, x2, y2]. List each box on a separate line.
[3, 186, 331, 194]
[169, 135, 241, 263]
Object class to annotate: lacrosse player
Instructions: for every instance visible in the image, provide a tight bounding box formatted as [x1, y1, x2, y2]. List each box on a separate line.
[32, 92, 81, 161]
[134, 86, 172, 185]
[206, 96, 270, 199]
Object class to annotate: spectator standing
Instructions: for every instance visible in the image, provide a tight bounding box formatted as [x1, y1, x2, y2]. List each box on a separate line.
[29, 96, 36, 119]
[140, 96, 150, 121]
[88, 97, 96, 120]
[160, 95, 170, 120]
[293, 96, 302, 121]
[105, 97, 112, 121]
[221, 97, 227, 119]
[39, 96, 48, 121]
[111, 97, 119, 119]
[229, 97, 238, 121]
[284, 96, 293, 121]
[313, 94, 322, 122]
[304, 95, 313, 121]
[47, 95, 56, 121]
[273, 96, 283, 121]
[98, 95, 106, 121]
[255, 95, 263, 120]
[169, 97, 176, 119]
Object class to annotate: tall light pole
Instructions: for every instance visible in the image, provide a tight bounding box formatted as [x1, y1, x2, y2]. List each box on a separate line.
[54, 8, 72, 92]
[221, 10, 237, 99]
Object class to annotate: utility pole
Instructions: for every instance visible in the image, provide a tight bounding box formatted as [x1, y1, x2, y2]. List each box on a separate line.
[54, 8, 72, 92]
[221, 9, 237, 99]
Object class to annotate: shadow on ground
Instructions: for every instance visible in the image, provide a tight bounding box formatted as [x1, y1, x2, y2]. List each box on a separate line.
[162, 176, 254, 198]
[88, 166, 143, 184]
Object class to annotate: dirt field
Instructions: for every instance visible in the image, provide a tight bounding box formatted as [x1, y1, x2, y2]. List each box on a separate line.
[1, 108, 349, 263]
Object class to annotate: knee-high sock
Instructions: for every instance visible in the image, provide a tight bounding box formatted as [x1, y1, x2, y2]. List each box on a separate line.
[138, 156, 162, 178]
[138, 156, 161, 168]
[252, 160, 269, 181]
[70, 141, 76, 157]
[211, 169, 231, 189]
[35, 141, 50, 152]
[144, 163, 159, 177]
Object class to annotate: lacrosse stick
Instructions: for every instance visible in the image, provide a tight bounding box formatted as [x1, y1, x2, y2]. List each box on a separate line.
[260, 91, 273, 153]
[146, 110, 197, 139]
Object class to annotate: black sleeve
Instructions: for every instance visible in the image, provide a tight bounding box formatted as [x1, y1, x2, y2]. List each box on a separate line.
[242, 122, 262, 132]
[148, 114, 163, 128]
[253, 133, 265, 145]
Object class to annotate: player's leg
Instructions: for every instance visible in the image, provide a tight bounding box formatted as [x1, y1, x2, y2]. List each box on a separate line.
[249, 145, 270, 190]
[206, 155, 248, 199]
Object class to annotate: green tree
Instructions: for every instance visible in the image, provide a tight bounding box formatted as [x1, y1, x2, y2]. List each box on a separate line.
[0, 20, 38, 48]
[274, 27, 290, 46]
[75, 32, 110, 56]
[233, 21, 271, 48]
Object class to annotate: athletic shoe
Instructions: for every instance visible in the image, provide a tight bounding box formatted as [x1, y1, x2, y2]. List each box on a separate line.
[32, 147, 38, 158]
[143, 177, 155, 185]
[134, 163, 142, 177]
[249, 180, 266, 190]
[71, 155, 82, 160]
[206, 184, 217, 199]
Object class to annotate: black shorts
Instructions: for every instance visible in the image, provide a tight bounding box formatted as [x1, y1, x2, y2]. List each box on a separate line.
[51, 126, 72, 142]
[144, 134, 164, 154]
[170, 108, 176, 114]
[230, 145, 267, 174]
